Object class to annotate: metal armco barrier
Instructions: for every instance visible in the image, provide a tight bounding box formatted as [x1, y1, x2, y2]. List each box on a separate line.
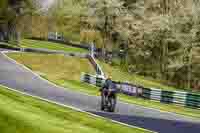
[87, 55, 105, 77]
[116, 82, 143, 96]
[81, 73, 200, 109]
[0, 43, 20, 51]
[81, 73, 105, 87]
[20, 47, 87, 58]
[81, 73, 143, 96]
[138, 87, 200, 109]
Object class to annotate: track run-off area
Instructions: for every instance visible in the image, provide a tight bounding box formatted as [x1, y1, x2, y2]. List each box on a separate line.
[0, 49, 200, 133]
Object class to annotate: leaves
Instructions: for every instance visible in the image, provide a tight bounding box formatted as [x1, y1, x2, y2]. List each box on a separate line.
[81, 0, 200, 89]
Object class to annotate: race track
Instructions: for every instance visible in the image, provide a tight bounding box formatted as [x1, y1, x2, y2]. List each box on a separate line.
[0, 51, 200, 133]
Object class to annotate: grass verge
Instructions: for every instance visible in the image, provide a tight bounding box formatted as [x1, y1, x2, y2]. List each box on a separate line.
[0, 85, 151, 133]
[21, 39, 88, 53]
[0, 42, 20, 49]
[7, 53, 95, 81]
[97, 60, 179, 91]
[7, 53, 200, 119]
[55, 80, 200, 119]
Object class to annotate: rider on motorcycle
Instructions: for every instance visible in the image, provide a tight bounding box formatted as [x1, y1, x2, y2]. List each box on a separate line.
[104, 76, 113, 89]
[100, 76, 117, 112]
[101, 76, 116, 93]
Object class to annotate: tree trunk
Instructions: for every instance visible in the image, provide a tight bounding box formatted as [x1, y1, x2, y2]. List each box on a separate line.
[8, 19, 18, 45]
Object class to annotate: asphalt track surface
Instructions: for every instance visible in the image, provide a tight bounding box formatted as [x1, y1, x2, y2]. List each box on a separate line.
[0, 50, 200, 133]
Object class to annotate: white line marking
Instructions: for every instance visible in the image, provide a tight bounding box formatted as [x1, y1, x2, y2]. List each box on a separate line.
[3, 51, 200, 121]
[0, 51, 155, 132]
[3, 51, 199, 121]
[3, 51, 200, 123]
[0, 85, 154, 133]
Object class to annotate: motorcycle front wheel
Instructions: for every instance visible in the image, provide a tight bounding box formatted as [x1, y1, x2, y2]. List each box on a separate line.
[101, 93, 106, 110]
[108, 97, 116, 112]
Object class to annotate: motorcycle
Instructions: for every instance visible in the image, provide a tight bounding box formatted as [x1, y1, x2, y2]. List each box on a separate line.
[100, 88, 117, 112]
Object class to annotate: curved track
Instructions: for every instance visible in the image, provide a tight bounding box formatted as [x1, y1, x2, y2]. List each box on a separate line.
[0, 50, 200, 133]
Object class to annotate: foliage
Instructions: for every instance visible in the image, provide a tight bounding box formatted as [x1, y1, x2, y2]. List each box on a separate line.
[3, 0, 200, 90]
[0, 0, 35, 45]
[83, 0, 200, 90]
[46, 0, 85, 41]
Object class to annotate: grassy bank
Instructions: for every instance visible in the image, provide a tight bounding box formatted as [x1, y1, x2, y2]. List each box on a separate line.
[0, 42, 20, 48]
[0, 85, 151, 133]
[55, 80, 200, 119]
[7, 53, 200, 119]
[97, 60, 178, 91]
[21, 39, 88, 53]
[8, 53, 95, 81]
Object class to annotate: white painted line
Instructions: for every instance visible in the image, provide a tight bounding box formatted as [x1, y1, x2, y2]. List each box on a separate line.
[2, 52, 74, 90]
[1, 52, 155, 132]
[1, 51, 20, 54]
[3, 51, 200, 123]
[81, 73, 200, 121]
[0, 85, 154, 133]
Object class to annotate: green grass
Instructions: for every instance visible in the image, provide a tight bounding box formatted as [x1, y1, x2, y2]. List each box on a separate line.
[0, 42, 20, 48]
[7, 53, 200, 120]
[8, 53, 95, 81]
[55, 80, 200, 119]
[0, 85, 151, 133]
[0, 42, 9, 46]
[97, 60, 180, 92]
[21, 39, 88, 53]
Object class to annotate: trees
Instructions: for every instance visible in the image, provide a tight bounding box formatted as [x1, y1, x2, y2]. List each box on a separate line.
[82, 0, 126, 51]
[47, 0, 84, 41]
[136, 0, 200, 89]
[0, 0, 34, 44]
[83, 0, 200, 90]
[2, 0, 196, 90]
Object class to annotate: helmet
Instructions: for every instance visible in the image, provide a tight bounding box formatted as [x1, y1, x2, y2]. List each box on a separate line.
[107, 75, 112, 80]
